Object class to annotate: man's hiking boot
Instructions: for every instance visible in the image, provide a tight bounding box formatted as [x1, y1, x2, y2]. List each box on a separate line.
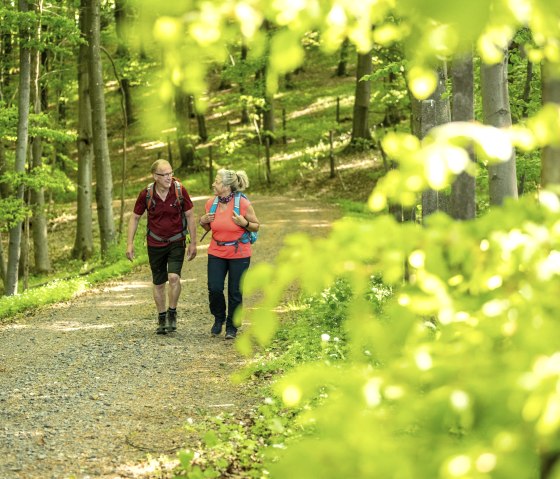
[211, 320, 224, 337]
[156, 315, 168, 335]
[167, 309, 177, 332]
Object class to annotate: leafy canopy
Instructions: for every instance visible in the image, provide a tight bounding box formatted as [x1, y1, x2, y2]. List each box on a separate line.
[135, 0, 560, 100]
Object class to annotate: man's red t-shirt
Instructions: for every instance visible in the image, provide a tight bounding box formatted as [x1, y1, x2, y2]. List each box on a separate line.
[133, 183, 193, 247]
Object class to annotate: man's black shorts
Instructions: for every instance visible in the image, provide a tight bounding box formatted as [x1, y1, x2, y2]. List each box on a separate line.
[147, 241, 186, 285]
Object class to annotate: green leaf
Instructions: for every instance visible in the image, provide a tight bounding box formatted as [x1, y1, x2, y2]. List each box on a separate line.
[203, 430, 219, 447]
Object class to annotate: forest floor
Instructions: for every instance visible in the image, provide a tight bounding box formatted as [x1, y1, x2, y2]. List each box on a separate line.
[0, 194, 341, 479]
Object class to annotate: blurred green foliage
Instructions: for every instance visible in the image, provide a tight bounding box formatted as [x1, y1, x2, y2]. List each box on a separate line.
[241, 194, 560, 478]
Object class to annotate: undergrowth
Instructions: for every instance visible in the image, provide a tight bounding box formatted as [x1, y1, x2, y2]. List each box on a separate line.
[171, 276, 392, 478]
[0, 232, 148, 322]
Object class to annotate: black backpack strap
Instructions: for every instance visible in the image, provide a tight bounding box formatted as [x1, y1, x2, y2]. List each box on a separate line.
[173, 179, 184, 209]
[172, 179, 187, 235]
[145, 182, 155, 210]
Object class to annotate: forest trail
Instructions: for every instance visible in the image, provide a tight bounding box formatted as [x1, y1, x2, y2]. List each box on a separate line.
[0, 195, 341, 479]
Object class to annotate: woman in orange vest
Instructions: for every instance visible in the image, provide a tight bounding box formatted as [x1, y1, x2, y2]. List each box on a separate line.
[199, 169, 260, 339]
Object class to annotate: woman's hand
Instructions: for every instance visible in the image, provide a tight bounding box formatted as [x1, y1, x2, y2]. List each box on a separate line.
[232, 211, 248, 227]
[200, 213, 215, 224]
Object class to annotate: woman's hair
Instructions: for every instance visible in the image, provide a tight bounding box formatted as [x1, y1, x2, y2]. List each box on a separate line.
[151, 159, 171, 174]
[218, 169, 249, 192]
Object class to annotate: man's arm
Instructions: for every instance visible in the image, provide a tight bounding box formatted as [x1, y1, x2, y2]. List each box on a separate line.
[185, 208, 197, 261]
[126, 213, 142, 261]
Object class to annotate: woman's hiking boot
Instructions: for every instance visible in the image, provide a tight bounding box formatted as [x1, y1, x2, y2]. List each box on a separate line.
[211, 319, 224, 337]
[225, 319, 237, 339]
[156, 312, 168, 335]
[167, 308, 177, 332]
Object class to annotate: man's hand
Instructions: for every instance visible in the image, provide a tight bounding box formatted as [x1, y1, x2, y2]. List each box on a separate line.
[186, 243, 197, 261]
[126, 245, 135, 261]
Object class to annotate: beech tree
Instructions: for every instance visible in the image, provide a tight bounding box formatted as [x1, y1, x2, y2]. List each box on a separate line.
[411, 64, 450, 219]
[541, 60, 560, 193]
[73, 0, 94, 260]
[239, 44, 250, 124]
[349, 50, 373, 146]
[174, 87, 195, 170]
[481, 51, 518, 205]
[29, 0, 50, 274]
[5, 0, 31, 296]
[449, 52, 476, 220]
[336, 38, 350, 77]
[0, 7, 13, 282]
[114, 0, 130, 57]
[87, 0, 115, 256]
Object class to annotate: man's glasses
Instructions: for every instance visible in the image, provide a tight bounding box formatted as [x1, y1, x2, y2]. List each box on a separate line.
[155, 171, 173, 177]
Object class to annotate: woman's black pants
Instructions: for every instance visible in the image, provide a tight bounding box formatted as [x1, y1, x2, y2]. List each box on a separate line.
[207, 254, 251, 328]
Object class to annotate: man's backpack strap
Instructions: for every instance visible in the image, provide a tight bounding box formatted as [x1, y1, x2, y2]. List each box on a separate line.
[173, 179, 184, 210]
[146, 179, 184, 210]
[146, 182, 155, 211]
[172, 179, 187, 236]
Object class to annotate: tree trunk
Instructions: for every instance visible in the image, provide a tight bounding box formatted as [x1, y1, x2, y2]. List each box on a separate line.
[521, 58, 533, 119]
[114, 0, 129, 57]
[0, 134, 8, 201]
[87, 0, 115, 256]
[0, 32, 10, 201]
[336, 38, 350, 77]
[1, 30, 14, 94]
[6, 0, 31, 296]
[541, 60, 560, 193]
[30, 0, 51, 274]
[19, 188, 31, 289]
[120, 77, 135, 125]
[450, 52, 476, 220]
[283, 71, 295, 90]
[197, 112, 208, 142]
[350, 50, 373, 145]
[174, 87, 195, 169]
[217, 66, 232, 90]
[481, 53, 518, 205]
[73, 0, 94, 260]
[239, 44, 250, 125]
[262, 94, 275, 144]
[40, 27, 48, 111]
[381, 71, 402, 127]
[411, 64, 450, 219]
[0, 231, 6, 283]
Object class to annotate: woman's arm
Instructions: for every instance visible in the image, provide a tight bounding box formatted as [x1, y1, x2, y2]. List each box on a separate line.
[235, 204, 259, 232]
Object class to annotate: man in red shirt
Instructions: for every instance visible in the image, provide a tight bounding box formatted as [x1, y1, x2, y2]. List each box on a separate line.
[126, 160, 197, 334]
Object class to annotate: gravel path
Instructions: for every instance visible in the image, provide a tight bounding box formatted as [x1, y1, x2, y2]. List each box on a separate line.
[0, 195, 340, 479]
